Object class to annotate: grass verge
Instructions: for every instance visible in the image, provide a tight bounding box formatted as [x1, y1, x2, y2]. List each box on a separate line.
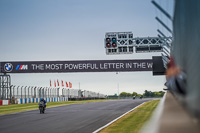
[99, 100, 160, 133]
[0, 99, 113, 115]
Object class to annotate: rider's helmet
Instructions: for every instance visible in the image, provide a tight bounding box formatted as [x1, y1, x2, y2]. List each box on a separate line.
[41, 98, 44, 101]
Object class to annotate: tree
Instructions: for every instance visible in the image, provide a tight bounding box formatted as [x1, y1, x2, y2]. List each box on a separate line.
[144, 90, 150, 97]
[154, 92, 161, 97]
[119, 92, 127, 97]
[132, 92, 138, 96]
[143, 90, 165, 97]
[126, 93, 132, 97]
[149, 91, 154, 97]
[159, 91, 165, 97]
[119, 92, 133, 97]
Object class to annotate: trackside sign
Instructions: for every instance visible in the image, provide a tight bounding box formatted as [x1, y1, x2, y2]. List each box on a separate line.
[0, 59, 153, 73]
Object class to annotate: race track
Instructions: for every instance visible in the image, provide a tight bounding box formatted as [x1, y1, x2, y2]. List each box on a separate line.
[0, 99, 152, 133]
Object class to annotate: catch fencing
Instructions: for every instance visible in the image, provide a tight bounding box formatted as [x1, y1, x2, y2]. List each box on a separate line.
[0, 85, 106, 104]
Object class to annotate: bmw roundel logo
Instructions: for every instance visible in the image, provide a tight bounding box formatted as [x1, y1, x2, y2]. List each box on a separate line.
[4, 63, 13, 72]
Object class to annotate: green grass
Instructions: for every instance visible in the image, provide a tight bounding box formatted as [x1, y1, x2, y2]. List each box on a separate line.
[99, 100, 160, 133]
[0, 99, 113, 115]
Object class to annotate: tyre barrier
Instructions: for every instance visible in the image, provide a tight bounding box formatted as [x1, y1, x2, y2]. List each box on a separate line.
[1, 97, 105, 105]
[17, 97, 68, 104]
[0, 100, 10, 106]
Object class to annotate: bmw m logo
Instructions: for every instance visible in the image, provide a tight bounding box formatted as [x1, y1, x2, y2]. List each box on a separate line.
[4, 63, 13, 72]
[16, 65, 28, 70]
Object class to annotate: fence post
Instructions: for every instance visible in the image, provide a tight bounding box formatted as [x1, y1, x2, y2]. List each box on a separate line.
[33, 86, 35, 97]
[31, 86, 33, 98]
[17, 86, 19, 98]
[27, 86, 30, 98]
[57, 88, 59, 97]
[38, 87, 40, 98]
[42, 87, 45, 98]
[49, 88, 50, 97]
[24, 86, 27, 98]
[39, 87, 42, 98]
[21, 86, 23, 98]
[62, 88, 64, 97]
[48, 87, 50, 98]
[53, 88, 56, 97]
[12, 85, 15, 98]
[9, 85, 12, 101]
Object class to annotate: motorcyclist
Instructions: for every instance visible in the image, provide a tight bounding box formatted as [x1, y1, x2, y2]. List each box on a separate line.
[39, 98, 47, 109]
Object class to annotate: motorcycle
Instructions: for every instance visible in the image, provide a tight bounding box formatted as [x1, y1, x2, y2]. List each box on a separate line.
[39, 101, 45, 114]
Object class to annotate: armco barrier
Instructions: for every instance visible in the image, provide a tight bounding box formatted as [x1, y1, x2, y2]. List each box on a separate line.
[0, 100, 10, 106]
[17, 97, 68, 104]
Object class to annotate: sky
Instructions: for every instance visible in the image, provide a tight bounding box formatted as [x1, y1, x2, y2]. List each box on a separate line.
[0, 0, 174, 95]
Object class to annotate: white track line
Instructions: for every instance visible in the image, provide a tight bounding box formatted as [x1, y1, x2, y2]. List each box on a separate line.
[92, 102, 146, 133]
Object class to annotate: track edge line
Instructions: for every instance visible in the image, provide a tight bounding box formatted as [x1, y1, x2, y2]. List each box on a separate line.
[92, 101, 147, 133]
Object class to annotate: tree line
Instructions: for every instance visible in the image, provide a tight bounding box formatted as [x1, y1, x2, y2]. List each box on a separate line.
[119, 90, 165, 97]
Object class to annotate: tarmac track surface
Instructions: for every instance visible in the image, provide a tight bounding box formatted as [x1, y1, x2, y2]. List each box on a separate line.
[0, 99, 152, 133]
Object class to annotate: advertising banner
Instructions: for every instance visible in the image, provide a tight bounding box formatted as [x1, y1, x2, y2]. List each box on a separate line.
[0, 59, 153, 73]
